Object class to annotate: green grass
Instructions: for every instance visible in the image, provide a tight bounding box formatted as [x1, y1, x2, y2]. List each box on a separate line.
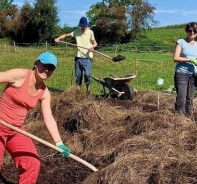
[0, 26, 185, 95]
[146, 27, 185, 44]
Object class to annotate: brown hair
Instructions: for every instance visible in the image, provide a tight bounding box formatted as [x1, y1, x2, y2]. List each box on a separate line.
[185, 22, 197, 32]
[32, 60, 40, 70]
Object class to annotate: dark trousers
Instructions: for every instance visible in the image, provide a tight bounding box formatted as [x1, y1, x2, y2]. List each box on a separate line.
[75, 57, 92, 86]
[174, 72, 196, 117]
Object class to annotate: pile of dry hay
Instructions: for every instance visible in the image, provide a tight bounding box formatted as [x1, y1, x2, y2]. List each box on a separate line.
[1, 86, 197, 184]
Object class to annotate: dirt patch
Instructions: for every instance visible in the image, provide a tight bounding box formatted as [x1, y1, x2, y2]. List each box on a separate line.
[1, 87, 197, 184]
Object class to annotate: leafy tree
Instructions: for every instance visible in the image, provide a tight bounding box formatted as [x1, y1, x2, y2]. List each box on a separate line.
[87, 0, 158, 43]
[15, 2, 35, 42]
[126, 0, 159, 38]
[0, 4, 19, 38]
[33, 0, 59, 43]
[87, 2, 128, 44]
[16, 0, 59, 43]
[0, 0, 13, 11]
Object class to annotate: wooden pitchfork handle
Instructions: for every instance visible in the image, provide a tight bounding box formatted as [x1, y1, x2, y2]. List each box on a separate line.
[0, 121, 98, 172]
[59, 41, 113, 60]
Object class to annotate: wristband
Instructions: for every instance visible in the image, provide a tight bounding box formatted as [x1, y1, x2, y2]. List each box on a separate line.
[55, 141, 63, 146]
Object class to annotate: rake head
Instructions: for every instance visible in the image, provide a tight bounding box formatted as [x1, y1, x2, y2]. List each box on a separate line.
[112, 55, 126, 62]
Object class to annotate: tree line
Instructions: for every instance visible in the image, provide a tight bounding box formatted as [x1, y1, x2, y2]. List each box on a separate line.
[0, 0, 158, 44]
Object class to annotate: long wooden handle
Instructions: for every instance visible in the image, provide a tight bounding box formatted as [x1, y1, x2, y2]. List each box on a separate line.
[0, 121, 98, 172]
[59, 41, 113, 60]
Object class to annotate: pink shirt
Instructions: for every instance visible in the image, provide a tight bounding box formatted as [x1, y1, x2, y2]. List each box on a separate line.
[0, 69, 46, 126]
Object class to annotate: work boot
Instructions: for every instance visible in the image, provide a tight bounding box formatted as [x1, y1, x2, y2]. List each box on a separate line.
[76, 85, 81, 91]
[86, 85, 91, 95]
[86, 85, 90, 91]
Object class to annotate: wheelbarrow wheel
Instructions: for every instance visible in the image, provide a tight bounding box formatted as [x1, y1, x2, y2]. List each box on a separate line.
[116, 82, 135, 100]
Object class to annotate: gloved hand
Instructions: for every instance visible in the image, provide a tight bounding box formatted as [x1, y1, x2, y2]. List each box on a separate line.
[191, 58, 197, 65]
[55, 141, 70, 158]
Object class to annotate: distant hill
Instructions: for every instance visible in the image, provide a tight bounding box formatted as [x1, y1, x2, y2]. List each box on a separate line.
[118, 24, 186, 52]
[146, 24, 186, 47]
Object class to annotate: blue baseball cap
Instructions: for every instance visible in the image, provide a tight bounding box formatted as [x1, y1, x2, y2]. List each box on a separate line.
[37, 52, 57, 68]
[79, 17, 88, 27]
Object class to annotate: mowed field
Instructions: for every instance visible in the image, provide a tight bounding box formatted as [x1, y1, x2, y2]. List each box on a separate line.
[0, 27, 186, 95]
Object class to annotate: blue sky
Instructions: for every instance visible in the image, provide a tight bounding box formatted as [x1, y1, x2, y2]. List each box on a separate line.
[13, 0, 197, 27]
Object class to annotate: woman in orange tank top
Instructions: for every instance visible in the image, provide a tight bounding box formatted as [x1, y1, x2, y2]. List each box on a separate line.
[0, 52, 70, 184]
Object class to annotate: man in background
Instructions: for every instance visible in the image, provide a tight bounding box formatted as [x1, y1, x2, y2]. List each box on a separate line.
[55, 16, 97, 94]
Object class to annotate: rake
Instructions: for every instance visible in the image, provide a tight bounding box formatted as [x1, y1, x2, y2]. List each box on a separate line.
[0, 121, 98, 172]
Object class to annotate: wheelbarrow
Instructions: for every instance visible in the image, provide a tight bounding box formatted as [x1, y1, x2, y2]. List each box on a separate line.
[91, 74, 136, 100]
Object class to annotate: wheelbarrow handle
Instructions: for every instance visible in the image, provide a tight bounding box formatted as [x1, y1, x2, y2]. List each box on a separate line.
[0, 121, 98, 172]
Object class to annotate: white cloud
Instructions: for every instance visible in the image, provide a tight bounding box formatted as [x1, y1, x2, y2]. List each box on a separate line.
[155, 9, 179, 13]
[155, 9, 197, 15]
[61, 10, 86, 15]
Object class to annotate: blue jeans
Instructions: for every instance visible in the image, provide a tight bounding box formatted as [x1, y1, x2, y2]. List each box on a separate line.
[174, 72, 196, 117]
[75, 57, 92, 86]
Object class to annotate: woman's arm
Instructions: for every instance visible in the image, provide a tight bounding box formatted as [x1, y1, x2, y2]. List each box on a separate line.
[0, 68, 27, 86]
[40, 88, 62, 143]
[173, 44, 191, 63]
[40, 88, 70, 157]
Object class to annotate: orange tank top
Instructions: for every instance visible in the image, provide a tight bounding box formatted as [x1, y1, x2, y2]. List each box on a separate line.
[0, 69, 46, 126]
